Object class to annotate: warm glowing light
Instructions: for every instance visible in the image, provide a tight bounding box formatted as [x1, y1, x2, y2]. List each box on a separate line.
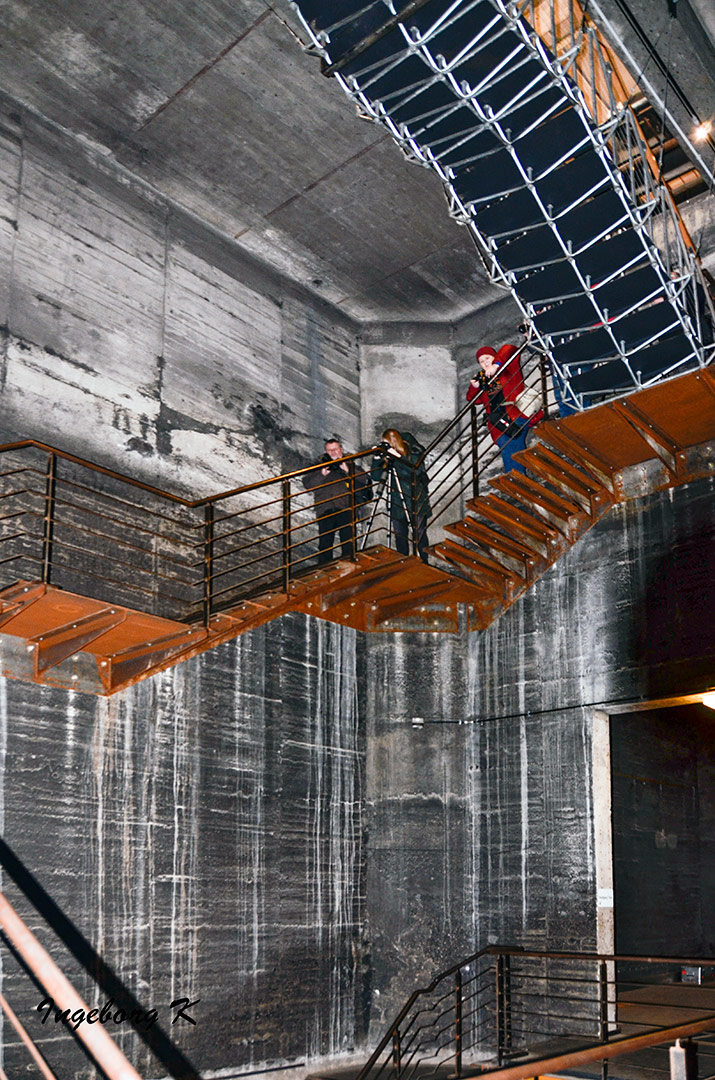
[693, 120, 712, 142]
[702, 692, 715, 710]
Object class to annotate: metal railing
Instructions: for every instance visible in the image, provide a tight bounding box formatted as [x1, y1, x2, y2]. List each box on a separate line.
[0, 343, 555, 624]
[0, 890, 142, 1080]
[359, 945, 715, 1080]
[0, 440, 396, 623]
[0, 343, 562, 623]
[417, 339, 551, 534]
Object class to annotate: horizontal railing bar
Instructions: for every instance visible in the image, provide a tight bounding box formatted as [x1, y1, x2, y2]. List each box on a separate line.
[472, 1014, 715, 1080]
[0, 441, 383, 509]
[49, 558, 192, 607]
[47, 536, 197, 587]
[54, 473, 201, 530]
[41, 514, 200, 568]
[0, 486, 44, 502]
[28, 493, 202, 546]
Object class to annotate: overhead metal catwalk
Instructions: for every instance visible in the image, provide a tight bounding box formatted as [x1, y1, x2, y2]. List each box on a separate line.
[291, 0, 715, 410]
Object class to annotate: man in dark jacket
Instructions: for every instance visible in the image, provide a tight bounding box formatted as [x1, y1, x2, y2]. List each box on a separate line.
[302, 437, 371, 565]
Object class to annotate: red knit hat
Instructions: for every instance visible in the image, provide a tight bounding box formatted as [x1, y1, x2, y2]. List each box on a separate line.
[476, 346, 497, 361]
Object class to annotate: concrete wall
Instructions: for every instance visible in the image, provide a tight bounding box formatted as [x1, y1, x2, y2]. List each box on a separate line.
[0, 99, 362, 498]
[2, 74, 715, 1080]
[362, 473, 715, 1027]
[0, 615, 368, 1080]
[359, 324, 457, 450]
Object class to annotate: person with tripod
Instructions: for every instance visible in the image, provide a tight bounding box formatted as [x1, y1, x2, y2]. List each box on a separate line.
[372, 429, 430, 563]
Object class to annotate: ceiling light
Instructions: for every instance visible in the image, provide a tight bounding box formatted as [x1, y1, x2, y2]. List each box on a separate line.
[701, 692, 715, 710]
[693, 120, 712, 142]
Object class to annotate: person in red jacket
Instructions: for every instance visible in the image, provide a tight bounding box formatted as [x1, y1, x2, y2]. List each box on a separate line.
[466, 344, 542, 474]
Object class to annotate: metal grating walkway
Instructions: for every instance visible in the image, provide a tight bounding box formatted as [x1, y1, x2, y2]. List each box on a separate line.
[291, 0, 715, 409]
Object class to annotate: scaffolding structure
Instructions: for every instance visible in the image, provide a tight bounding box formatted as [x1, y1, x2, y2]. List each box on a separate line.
[292, 0, 715, 410]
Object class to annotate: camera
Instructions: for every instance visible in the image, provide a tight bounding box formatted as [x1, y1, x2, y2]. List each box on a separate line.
[518, 322, 529, 334]
[325, 460, 343, 474]
[379, 440, 391, 450]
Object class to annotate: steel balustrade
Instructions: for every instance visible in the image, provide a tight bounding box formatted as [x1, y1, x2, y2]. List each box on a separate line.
[356, 945, 715, 1080]
[290, 0, 715, 410]
[0, 352, 549, 625]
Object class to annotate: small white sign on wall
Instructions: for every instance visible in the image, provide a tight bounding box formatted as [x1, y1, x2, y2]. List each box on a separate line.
[597, 888, 614, 908]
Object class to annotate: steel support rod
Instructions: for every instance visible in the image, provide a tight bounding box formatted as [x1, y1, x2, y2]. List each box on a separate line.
[281, 479, 291, 590]
[455, 968, 463, 1077]
[0, 988, 58, 1080]
[470, 406, 479, 500]
[0, 891, 143, 1080]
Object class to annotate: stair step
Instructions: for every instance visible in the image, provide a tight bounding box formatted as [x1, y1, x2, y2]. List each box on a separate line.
[537, 422, 617, 490]
[433, 538, 524, 584]
[431, 541, 511, 592]
[513, 446, 605, 510]
[490, 473, 587, 528]
[445, 518, 542, 563]
[467, 495, 563, 554]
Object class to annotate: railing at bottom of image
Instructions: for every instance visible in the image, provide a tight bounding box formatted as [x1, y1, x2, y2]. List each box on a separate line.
[0, 889, 143, 1080]
[357, 947, 715, 1080]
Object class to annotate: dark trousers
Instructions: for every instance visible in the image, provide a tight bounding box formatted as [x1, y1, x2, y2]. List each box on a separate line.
[318, 508, 354, 565]
[393, 515, 429, 562]
[496, 418, 530, 474]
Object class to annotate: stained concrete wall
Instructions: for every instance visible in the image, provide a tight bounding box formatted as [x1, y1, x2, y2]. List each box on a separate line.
[0, 99, 362, 497]
[0, 615, 368, 1080]
[359, 324, 457, 450]
[363, 473, 715, 1028]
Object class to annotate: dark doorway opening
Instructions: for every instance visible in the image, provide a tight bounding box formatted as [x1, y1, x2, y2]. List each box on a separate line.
[611, 702, 715, 966]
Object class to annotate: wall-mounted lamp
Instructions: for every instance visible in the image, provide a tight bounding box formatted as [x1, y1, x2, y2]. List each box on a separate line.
[701, 692, 715, 710]
[693, 120, 712, 143]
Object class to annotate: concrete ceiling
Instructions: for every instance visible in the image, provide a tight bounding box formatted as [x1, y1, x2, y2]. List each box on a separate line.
[0, 0, 713, 324]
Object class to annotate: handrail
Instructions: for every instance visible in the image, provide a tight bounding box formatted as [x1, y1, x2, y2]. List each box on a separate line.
[356, 943, 715, 1080]
[0, 346, 552, 622]
[417, 339, 532, 466]
[0, 890, 142, 1080]
[474, 1014, 715, 1080]
[0, 438, 382, 508]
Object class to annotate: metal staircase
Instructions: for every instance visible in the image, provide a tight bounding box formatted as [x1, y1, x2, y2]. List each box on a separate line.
[291, 0, 715, 410]
[0, 367, 714, 694]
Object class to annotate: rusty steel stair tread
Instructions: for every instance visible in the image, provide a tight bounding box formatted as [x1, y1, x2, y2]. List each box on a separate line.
[536, 423, 617, 489]
[445, 518, 543, 563]
[512, 447, 606, 510]
[519, 445, 606, 496]
[432, 539, 521, 585]
[466, 495, 563, 546]
[489, 473, 586, 522]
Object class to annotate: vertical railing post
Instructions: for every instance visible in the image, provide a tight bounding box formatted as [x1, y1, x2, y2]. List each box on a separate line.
[496, 953, 504, 1066]
[203, 503, 214, 626]
[470, 404, 479, 499]
[392, 1027, 401, 1079]
[599, 960, 609, 1042]
[282, 479, 291, 590]
[41, 452, 57, 585]
[539, 353, 549, 418]
[454, 967, 463, 1077]
[410, 466, 418, 557]
[349, 464, 358, 561]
